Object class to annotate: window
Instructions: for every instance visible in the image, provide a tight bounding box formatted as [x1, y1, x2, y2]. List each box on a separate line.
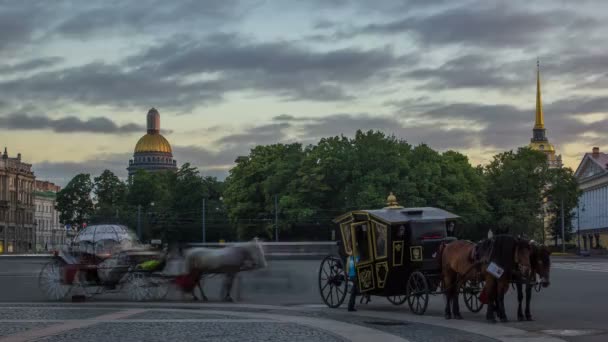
[373, 222, 387, 259]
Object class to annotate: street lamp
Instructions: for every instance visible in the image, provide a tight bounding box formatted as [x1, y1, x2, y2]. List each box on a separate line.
[577, 203, 585, 253]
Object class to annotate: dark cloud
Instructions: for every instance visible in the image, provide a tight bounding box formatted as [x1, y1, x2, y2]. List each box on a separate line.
[54, 1, 244, 39]
[405, 54, 523, 90]
[0, 57, 63, 75]
[126, 33, 409, 102]
[215, 123, 292, 146]
[0, 113, 143, 134]
[340, 4, 593, 48]
[0, 63, 226, 110]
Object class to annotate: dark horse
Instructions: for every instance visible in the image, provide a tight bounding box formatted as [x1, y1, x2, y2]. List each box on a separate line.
[514, 241, 552, 321]
[439, 235, 532, 322]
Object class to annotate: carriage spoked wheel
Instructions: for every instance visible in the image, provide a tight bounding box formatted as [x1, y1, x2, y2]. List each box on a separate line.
[38, 260, 72, 300]
[407, 271, 429, 315]
[318, 255, 348, 308]
[125, 271, 152, 301]
[462, 279, 485, 313]
[147, 275, 170, 300]
[387, 295, 407, 305]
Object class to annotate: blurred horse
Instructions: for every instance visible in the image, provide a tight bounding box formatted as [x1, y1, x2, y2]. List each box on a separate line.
[439, 235, 532, 322]
[181, 239, 267, 302]
[514, 241, 551, 321]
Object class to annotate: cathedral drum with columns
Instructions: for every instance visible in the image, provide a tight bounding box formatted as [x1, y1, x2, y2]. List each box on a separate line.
[127, 108, 177, 176]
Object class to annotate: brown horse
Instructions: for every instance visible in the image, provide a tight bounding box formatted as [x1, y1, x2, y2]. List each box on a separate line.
[515, 242, 551, 321]
[439, 235, 532, 322]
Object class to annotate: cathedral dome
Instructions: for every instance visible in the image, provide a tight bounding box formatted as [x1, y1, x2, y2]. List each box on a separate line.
[134, 133, 172, 154]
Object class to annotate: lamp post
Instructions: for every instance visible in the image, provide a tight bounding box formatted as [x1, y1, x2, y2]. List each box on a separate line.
[577, 203, 585, 253]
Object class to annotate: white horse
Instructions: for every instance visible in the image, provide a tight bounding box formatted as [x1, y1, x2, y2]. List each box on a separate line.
[182, 239, 267, 302]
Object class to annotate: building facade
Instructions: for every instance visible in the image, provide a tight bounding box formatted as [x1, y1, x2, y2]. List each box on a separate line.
[572, 147, 608, 251]
[0, 149, 36, 254]
[34, 181, 65, 251]
[127, 108, 177, 177]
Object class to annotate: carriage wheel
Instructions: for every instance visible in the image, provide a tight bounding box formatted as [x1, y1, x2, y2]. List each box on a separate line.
[318, 256, 348, 308]
[148, 276, 170, 300]
[387, 295, 407, 305]
[125, 272, 151, 301]
[462, 279, 485, 313]
[407, 271, 429, 315]
[38, 260, 72, 300]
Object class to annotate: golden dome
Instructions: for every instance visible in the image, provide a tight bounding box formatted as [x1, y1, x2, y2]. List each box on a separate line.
[134, 133, 172, 154]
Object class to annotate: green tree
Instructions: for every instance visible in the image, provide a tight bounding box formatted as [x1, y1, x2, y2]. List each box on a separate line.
[55, 174, 94, 228]
[545, 167, 581, 246]
[484, 147, 548, 238]
[92, 170, 127, 221]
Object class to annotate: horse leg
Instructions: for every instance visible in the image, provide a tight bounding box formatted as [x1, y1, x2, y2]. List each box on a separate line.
[442, 271, 454, 319]
[516, 283, 524, 321]
[222, 273, 236, 302]
[485, 277, 497, 323]
[525, 284, 533, 321]
[497, 280, 509, 323]
[451, 275, 462, 319]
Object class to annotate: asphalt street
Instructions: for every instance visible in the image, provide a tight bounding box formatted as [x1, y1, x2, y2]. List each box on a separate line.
[0, 256, 606, 342]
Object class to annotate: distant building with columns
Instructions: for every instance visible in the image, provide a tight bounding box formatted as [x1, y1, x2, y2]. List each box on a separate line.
[127, 108, 177, 177]
[0, 148, 35, 253]
[572, 147, 608, 251]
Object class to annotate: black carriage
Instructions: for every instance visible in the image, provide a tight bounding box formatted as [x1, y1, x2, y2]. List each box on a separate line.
[318, 193, 483, 314]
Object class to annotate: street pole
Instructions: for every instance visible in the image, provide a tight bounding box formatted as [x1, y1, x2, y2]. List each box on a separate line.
[137, 205, 142, 241]
[561, 198, 566, 253]
[274, 194, 278, 242]
[202, 198, 206, 243]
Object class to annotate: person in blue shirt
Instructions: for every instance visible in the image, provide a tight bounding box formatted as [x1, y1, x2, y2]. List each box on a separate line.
[347, 254, 360, 311]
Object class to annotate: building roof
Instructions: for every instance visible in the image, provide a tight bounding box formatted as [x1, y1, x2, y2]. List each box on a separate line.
[134, 133, 173, 154]
[34, 191, 57, 199]
[574, 149, 608, 180]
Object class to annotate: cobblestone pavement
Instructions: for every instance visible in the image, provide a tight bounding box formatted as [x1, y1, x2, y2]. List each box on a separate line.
[0, 304, 567, 342]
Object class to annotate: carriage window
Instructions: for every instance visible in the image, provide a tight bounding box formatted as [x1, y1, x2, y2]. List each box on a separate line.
[352, 222, 372, 263]
[373, 222, 387, 259]
[340, 222, 353, 255]
[410, 221, 446, 240]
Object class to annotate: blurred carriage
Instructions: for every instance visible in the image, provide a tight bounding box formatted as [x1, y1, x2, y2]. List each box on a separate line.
[318, 193, 485, 314]
[38, 224, 166, 301]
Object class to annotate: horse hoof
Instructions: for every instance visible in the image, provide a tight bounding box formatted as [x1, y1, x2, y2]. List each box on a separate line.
[500, 318, 509, 323]
[445, 314, 452, 320]
[454, 314, 463, 320]
[526, 316, 534, 321]
[487, 319, 497, 324]
[202, 296, 209, 302]
[223, 296, 233, 303]
[518, 316, 524, 322]
[348, 307, 357, 312]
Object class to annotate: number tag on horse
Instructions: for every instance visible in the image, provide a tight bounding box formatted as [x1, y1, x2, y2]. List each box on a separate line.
[487, 262, 504, 279]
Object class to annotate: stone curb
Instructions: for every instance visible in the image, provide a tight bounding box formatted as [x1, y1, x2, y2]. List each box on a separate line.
[0, 302, 567, 342]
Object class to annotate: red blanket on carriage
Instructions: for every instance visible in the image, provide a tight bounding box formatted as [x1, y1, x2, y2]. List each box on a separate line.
[174, 274, 197, 292]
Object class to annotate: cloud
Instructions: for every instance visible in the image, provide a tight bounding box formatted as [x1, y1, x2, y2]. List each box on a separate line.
[126, 33, 410, 102]
[53, 1, 244, 39]
[338, 3, 594, 48]
[0, 113, 143, 134]
[0, 62, 226, 110]
[0, 57, 63, 75]
[215, 123, 292, 146]
[405, 54, 523, 90]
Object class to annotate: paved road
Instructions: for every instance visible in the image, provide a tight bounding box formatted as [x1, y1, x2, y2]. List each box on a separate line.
[0, 256, 606, 342]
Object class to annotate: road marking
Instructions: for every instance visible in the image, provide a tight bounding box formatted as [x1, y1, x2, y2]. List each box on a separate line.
[0, 309, 147, 342]
[540, 329, 605, 337]
[553, 262, 608, 273]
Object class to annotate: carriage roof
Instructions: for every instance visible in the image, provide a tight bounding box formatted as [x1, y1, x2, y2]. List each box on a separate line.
[333, 193, 459, 225]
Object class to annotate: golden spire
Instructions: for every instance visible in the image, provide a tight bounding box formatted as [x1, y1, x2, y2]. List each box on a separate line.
[385, 192, 403, 209]
[535, 59, 544, 129]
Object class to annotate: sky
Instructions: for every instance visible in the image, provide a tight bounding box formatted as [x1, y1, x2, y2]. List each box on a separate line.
[2, 0, 608, 186]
